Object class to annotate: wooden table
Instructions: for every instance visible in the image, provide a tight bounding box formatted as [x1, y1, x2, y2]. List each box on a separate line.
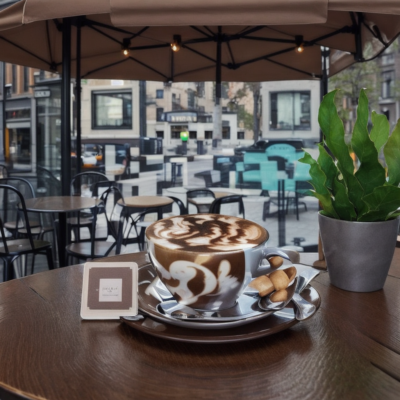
[23, 196, 99, 268]
[0, 249, 399, 399]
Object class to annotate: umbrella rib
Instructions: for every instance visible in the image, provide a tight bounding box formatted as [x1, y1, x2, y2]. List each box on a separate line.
[45, 20, 53, 65]
[242, 36, 296, 44]
[203, 26, 216, 36]
[182, 44, 229, 68]
[82, 58, 130, 78]
[88, 24, 123, 46]
[265, 58, 322, 79]
[125, 56, 168, 80]
[85, 18, 138, 37]
[235, 46, 296, 68]
[174, 65, 214, 79]
[226, 41, 235, 66]
[0, 36, 50, 67]
[190, 26, 214, 38]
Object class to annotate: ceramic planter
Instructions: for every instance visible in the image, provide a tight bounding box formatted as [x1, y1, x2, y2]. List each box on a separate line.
[318, 212, 399, 292]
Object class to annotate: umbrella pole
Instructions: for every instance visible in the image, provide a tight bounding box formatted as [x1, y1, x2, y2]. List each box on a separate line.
[213, 27, 222, 148]
[76, 17, 82, 175]
[61, 18, 72, 195]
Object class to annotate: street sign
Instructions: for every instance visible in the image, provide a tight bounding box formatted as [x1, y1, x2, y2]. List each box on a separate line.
[34, 90, 51, 98]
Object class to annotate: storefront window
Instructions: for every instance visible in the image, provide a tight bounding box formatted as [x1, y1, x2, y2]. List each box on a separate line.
[270, 91, 311, 130]
[92, 91, 132, 129]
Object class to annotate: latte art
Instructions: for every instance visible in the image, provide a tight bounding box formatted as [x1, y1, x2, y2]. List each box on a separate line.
[146, 214, 267, 252]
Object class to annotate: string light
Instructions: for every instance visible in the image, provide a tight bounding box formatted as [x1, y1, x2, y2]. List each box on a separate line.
[171, 35, 181, 52]
[295, 35, 304, 53]
[121, 38, 131, 57]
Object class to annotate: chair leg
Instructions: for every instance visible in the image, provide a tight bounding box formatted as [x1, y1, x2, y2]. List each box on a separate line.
[45, 248, 55, 270]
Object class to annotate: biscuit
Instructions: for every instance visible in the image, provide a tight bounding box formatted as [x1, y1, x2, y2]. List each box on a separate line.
[249, 275, 275, 297]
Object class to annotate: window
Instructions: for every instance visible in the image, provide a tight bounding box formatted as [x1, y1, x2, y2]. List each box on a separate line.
[156, 131, 164, 138]
[270, 91, 311, 131]
[222, 126, 230, 139]
[382, 71, 395, 99]
[237, 131, 245, 140]
[196, 82, 205, 98]
[187, 89, 195, 109]
[156, 89, 164, 99]
[171, 125, 188, 139]
[23, 67, 29, 92]
[92, 90, 132, 129]
[189, 131, 197, 139]
[156, 107, 164, 121]
[205, 131, 213, 139]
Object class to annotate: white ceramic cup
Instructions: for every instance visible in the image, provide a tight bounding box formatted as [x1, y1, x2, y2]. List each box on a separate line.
[146, 214, 289, 311]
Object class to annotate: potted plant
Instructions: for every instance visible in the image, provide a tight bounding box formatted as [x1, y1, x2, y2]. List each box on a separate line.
[299, 89, 400, 292]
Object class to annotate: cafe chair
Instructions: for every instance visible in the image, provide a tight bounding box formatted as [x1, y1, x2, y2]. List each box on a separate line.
[133, 196, 188, 251]
[0, 164, 8, 178]
[209, 195, 245, 219]
[0, 184, 54, 281]
[69, 171, 110, 242]
[186, 189, 216, 213]
[65, 184, 126, 264]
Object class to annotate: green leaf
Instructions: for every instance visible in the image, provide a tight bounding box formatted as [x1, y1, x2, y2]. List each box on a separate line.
[352, 90, 386, 198]
[359, 186, 400, 221]
[332, 178, 357, 221]
[299, 152, 339, 219]
[383, 119, 400, 186]
[318, 90, 366, 215]
[317, 144, 337, 191]
[370, 111, 389, 152]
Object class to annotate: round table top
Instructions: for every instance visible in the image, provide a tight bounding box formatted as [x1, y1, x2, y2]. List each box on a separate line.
[23, 196, 100, 213]
[0, 251, 399, 399]
[120, 195, 174, 208]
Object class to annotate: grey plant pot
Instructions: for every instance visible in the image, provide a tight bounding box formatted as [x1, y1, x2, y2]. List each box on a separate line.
[318, 212, 400, 292]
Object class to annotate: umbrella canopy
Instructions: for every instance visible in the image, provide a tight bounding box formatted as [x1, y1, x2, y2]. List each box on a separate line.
[1, 0, 400, 82]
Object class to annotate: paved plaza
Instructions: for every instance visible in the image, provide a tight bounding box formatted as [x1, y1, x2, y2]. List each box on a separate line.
[0, 157, 320, 281]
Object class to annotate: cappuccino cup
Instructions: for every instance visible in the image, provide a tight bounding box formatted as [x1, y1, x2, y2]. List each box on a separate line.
[146, 214, 288, 311]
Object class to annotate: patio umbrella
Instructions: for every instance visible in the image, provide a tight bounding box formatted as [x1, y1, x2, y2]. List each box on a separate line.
[1, 0, 400, 194]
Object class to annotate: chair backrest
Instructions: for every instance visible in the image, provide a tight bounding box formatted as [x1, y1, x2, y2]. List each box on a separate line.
[267, 155, 286, 170]
[0, 164, 9, 179]
[89, 184, 125, 257]
[266, 144, 296, 162]
[37, 166, 62, 197]
[293, 162, 311, 181]
[0, 177, 38, 226]
[186, 188, 215, 210]
[71, 172, 110, 198]
[244, 152, 268, 164]
[259, 161, 279, 192]
[0, 184, 35, 252]
[209, 195, 245, 218]
[167, 196, 188, 215]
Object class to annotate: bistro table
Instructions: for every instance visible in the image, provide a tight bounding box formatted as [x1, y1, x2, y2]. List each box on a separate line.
[23, 196, 100, 268]
[119, 195, 174, 220]
[0, 250, 399, 399]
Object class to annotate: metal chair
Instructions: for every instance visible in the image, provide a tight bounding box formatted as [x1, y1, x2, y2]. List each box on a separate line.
[209, 195, 245, 218]
[133, 196, 188, 251]
[0, 184, 54, 281]
[69, 171, 110, 241]
[186, 189, 216, 213]
[65, 184, 126, 264]
[0, 164, 8, 179]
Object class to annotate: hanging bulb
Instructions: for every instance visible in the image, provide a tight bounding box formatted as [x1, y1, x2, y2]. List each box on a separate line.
[171, 35, 181, 52]
[295, 35, 304, 54]
[121, 38, 131, 57]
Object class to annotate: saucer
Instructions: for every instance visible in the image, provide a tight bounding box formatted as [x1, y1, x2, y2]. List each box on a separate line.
[121, 266, 321, 343]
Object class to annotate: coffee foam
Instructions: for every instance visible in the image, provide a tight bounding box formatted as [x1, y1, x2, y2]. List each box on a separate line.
[146, 214, 268, 252]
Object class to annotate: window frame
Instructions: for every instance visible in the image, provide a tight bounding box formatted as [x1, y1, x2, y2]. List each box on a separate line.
[91, 90, 133, 130]
[269, 90, 311, 131]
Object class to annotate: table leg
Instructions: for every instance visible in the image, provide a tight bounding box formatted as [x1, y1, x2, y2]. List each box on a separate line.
[57, 212, 68, 267]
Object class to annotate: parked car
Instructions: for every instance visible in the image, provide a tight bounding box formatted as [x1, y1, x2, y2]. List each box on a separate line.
[234, 139, 305, 156]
